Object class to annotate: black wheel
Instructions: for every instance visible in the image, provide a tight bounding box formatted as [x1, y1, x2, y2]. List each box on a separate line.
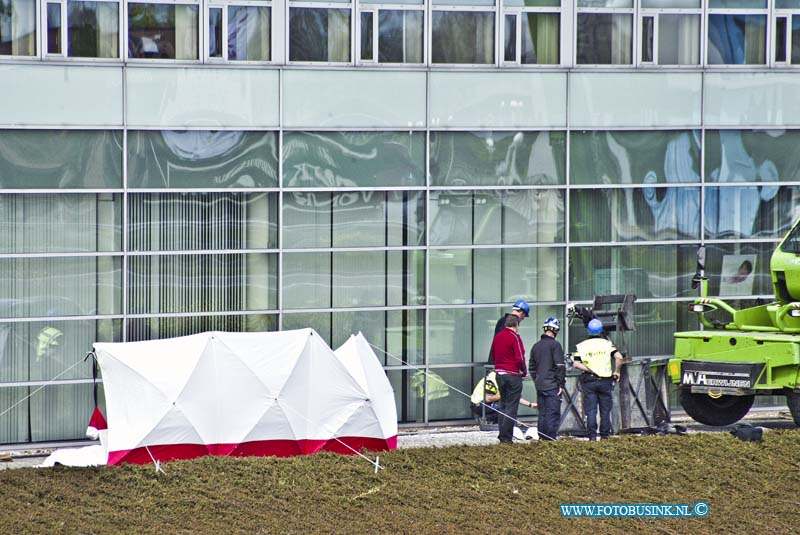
[679, 389, 754, 426]
[787, 392, 800, 426]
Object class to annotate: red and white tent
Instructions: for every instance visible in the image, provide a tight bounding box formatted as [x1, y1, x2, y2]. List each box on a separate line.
[91, 329, 397, 465]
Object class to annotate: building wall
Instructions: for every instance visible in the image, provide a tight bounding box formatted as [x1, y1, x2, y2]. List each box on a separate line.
[2, 4, 800, 441]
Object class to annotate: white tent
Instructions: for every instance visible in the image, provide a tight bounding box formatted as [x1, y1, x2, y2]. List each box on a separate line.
[92, 329, 397, 465]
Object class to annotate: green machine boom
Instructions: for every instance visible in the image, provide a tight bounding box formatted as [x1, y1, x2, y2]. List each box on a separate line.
[668, 221, 800, 426]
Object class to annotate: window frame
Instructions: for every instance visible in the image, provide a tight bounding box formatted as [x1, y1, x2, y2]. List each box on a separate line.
[574, 3, 636, 67]
[772, 8, 800, 66]
[429, 3, 497, 67]
[501, 3, 562, 67]
[356, 2, 426, 66]
[637, 6, 703, 67]
[204, 0, 273, 63]
[286, 0, 354, 65]
[125, 0, 203, 63]
[705, 0, 770, 67]
[41, 0, 124, 61]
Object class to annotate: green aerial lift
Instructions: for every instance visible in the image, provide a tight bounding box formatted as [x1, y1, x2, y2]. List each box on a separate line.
[668, 221, 800, 426]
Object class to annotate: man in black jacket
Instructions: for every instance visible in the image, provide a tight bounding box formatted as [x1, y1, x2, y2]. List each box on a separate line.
[529, 317, 565, 441]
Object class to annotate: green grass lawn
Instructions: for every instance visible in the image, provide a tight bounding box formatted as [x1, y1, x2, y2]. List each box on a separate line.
[2, 431, 798, 534]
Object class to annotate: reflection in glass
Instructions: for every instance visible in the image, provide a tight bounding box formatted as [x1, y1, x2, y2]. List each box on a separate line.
[576, 13, 632, 64]
[703, 242, 777, 296]
[521, 12, 559, 64]
[570, 130, 701, 185]
[707, 14, 766, 64]
[704, 186, 800, 239]
[289, 7, 350, 62]
[282, 251, 424, 309]
[283, 191, 425, 248]
[0, 194, 122, 253]
[0, 0, 35, 55]
[427, 367, 471, 421]
[47, 2, 61, 54]
[705, 130, 800, 183]
[570, 187, 701, 242]
[360, 11, 373, 60]
[429, 247, 564, 305]
[128, 253, 277, 314]
[68, 0, 119, 58]
[775, 17, 787, 63]
[0, 383, 97, 442]
[208, 7, 222, 57]
[504, 14, 516, 62]
[658, 14, 699, 65]
[228, 5, 270, 61]
[379, 10, 423, 63]
[127, 131, 278, 188]
[283, 132, 425, 187]
[642, 15, 653, 62]
[387, 369, 423, 423]
[0, 256, 121, 318]
[127, 3, 199, 60]
[429, 190, 564, 246]
[569, 245, 696, 300]
[793, 16, 800, 63]
[0, 130, 122, 189]
[431, 11, 494, 64]
[430, 131, 566, 186]
[128, 192, 277, 251]
[127, 314, 276, 341]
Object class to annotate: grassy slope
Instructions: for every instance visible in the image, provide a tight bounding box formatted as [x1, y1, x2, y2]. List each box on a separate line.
[1, 431, 798, 535]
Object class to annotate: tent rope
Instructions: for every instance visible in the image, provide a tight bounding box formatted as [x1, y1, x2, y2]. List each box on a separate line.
[143, 445, 165, 474]
[367, 342, 554, 441]
[277, 400, 383, 472]
[0, 359, 85, 420]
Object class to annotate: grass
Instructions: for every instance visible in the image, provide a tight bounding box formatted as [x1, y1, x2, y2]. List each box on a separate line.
[1, 431, 799, 534]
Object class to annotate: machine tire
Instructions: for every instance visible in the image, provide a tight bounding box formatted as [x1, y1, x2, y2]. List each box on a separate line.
[787, 392, 800, 426]
[679, 389, 754, 426]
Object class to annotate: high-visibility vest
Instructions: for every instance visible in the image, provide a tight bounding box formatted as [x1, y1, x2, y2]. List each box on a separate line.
[574, 337, 616, 378]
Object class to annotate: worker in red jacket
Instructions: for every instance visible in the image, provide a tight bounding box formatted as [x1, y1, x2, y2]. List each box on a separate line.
[490, 314, 527, 443]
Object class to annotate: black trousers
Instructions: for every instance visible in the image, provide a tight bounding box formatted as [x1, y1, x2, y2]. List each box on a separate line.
[496, 374, 523, 443]
[537, 387, 561, 441]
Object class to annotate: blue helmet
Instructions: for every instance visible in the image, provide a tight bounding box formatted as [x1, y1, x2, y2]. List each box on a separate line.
[543, 317, 560, 332]
[587, 318, 604, 335]
[512, 299, 530, 317]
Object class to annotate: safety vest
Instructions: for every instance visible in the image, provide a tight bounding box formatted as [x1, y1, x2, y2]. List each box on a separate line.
[470, 372, 499, 405]
[36, 326, 63, 360]
[575, 337, 616, 378]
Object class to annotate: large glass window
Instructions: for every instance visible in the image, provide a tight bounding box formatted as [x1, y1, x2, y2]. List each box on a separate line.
[0, 130, 122, 189]
[0, 0, 35, 56]
[569, 244, 696, 300]
[570, 130, 702, 185]
[429, 247, 564, 305]
[707, 0, 767, 65]
[282, 191, 425, 249]
[502, 0, 560, 65]
[358, 1, 424, 64]
[128, 193, 277, 251]
[289, 5, 351, 62]
[127, 313, 276, 341]
[429, 190, 564, 245]
[128, 253, 277, 313]
[45, 0, 120, 58]
[705, 130, 800, 182]
[282, 251, 424, 309]
[0, 194, 122, 253]
[127, 1, 199, 60]
[430, 131, 566, 187]
[576, 0, 633, 64]
[283, 131, 425, 187]
[639, 0, 701, 65]
[431, 7, 495, 64]
[208, 1, 271, 61]
[127, 131, 277, 188]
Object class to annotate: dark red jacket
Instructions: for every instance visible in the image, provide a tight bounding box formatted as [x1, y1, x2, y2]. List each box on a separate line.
[491, 328, 527, 376]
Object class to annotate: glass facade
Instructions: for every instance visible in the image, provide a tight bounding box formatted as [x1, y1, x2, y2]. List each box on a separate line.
[2, 1, 800, 443]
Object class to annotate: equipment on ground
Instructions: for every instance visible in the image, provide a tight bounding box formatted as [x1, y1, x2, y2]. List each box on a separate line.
[668, 222, 800, 426]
